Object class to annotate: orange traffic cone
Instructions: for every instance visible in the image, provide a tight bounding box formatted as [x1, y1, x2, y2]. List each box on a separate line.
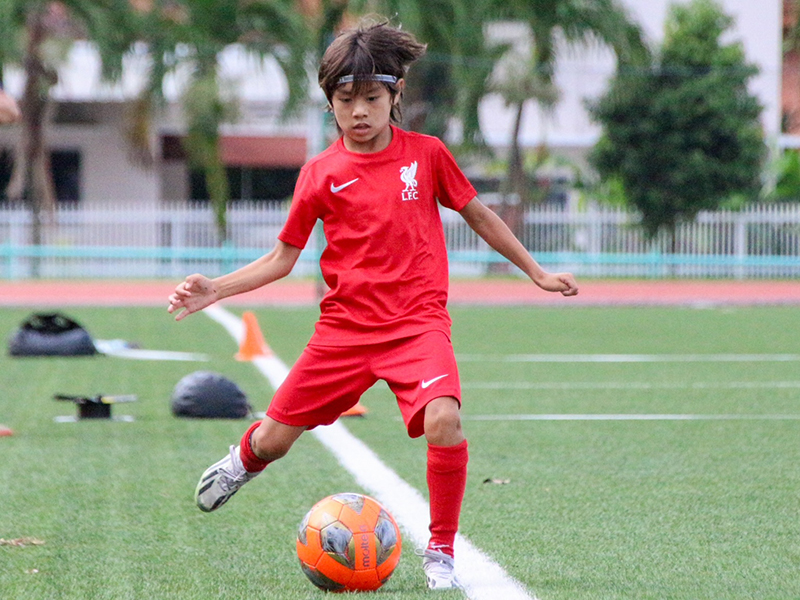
[235, 311, 272, 361]
[341, 402, 368, 417]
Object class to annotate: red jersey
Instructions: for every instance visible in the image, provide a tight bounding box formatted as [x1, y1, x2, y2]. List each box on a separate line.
[279, 126, 477, 345]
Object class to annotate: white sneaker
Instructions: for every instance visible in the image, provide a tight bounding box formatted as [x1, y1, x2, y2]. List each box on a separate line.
[421, 548, 463, 590]
[195, 445, 259, 512]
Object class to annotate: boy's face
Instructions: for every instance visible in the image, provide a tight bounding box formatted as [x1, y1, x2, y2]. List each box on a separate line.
[331, 81, 402, 154]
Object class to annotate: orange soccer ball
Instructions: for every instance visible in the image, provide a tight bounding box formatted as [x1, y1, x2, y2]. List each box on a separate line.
[296, 492, 402, 592]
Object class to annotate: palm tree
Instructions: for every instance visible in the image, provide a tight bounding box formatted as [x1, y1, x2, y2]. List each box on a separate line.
[343, 0, 648, 164]
[133, 0, 311, 243]
[313, 0, 350, 56]
[490, 50, 560, 207]
[347, 0, 500, 145]
[0, 1, 136, 265]
[491, 0, 649, 206]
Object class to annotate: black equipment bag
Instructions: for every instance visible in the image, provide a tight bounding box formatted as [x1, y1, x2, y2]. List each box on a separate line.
[171, 371, 251, 419]
[8, 312, 97, 357]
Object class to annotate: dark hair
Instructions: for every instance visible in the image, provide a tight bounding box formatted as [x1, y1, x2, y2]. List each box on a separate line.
[318, 19, 427, 123]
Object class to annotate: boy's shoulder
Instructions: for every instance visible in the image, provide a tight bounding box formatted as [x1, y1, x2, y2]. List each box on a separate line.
[394, 127, 446, 149]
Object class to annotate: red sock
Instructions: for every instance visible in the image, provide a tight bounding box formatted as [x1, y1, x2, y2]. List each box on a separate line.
[427, 440, 469, 557]
[239, 421, 271, 473]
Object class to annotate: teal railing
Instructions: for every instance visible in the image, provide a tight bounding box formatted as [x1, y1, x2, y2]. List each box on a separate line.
[1, 242, 798, 280]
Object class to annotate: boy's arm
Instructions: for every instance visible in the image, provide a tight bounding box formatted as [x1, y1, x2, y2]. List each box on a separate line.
[459, 197, 578, 296]
[0, 91, 21, 124]
[168, 240, 303, 320]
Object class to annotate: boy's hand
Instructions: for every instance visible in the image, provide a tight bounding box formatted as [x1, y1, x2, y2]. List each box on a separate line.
[536, 272, 579, 296]
[168, 274, 218, 320]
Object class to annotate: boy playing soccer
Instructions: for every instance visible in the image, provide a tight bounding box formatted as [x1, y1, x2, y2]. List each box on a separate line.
[168, 19, 578, 590]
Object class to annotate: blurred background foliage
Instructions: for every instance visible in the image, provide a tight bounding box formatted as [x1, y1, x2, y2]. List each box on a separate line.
[0, 0, 794, 243]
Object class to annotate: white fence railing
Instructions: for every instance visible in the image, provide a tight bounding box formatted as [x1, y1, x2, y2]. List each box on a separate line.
[1, 202, 799, 279]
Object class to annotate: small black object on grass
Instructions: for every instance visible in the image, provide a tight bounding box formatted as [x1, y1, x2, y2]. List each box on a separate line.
[53, 394, 137, 421]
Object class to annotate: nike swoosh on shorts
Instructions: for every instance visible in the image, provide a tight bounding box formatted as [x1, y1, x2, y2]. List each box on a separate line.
[421, 374, 449, 389]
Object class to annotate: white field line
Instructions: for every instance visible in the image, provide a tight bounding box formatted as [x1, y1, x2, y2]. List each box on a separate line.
[462, 381, 800, 390]
[202, 305, 536, 600]
[94, 339, 209, 361]
[98, 348, 210, 361]
[457, 354, 800, 363]
[464, 414, 800, 421]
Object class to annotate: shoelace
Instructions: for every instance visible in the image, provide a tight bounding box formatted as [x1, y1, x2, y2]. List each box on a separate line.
[415, 546, 462, 589]
[217, 446, 249, 491]
[415, 544, 454, 559]
[424, 557, 453, 571]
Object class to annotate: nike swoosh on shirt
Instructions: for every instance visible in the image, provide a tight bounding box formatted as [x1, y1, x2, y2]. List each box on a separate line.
[421, 374, 449, 389]
[330, 178, 359, 193]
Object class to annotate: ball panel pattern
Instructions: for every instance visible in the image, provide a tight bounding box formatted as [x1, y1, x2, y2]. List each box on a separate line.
[296, 493, 402, 592]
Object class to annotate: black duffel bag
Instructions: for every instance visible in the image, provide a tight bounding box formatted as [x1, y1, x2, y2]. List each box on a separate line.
[171, 371, 252, 419]
[8, 312, 97, 357]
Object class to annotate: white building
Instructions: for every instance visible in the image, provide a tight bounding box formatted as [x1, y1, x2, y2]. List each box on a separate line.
[482, 0, 782, 155]
[0, 0, 784, 207]
[0, 43, 315, 208]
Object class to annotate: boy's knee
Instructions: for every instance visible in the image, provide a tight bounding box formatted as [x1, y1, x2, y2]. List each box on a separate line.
[424, 397, 464, 446]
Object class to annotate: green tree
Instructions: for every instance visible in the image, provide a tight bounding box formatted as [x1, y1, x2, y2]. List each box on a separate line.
[349, 0, 499, 145]
[350, 0, 647, 194]
[766, 150, 800, 202]
[0, 1, 136, 257]
[490, 50, 560, 206]
[133, 0, 311, 243]
[588, 0, 765, 239]
[491, 0, 648, 205]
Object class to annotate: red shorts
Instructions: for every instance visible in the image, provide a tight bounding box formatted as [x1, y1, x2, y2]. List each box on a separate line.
[266, 331, 461, 438]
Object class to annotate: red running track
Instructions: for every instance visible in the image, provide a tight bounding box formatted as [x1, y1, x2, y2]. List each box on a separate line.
[1, 279, 798, 307]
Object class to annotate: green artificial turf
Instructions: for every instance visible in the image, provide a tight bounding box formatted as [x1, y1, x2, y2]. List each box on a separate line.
[1, 305, 798, 599]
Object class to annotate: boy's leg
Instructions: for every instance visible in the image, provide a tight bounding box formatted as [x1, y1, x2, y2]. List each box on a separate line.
[196, 343, 374, 513]
[425, 396, 467, 554]
[380, 332, 467, 589]
[248, 417, 307, 465]
[422, 396, 468, 589]
[195, 417, 305, 512]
